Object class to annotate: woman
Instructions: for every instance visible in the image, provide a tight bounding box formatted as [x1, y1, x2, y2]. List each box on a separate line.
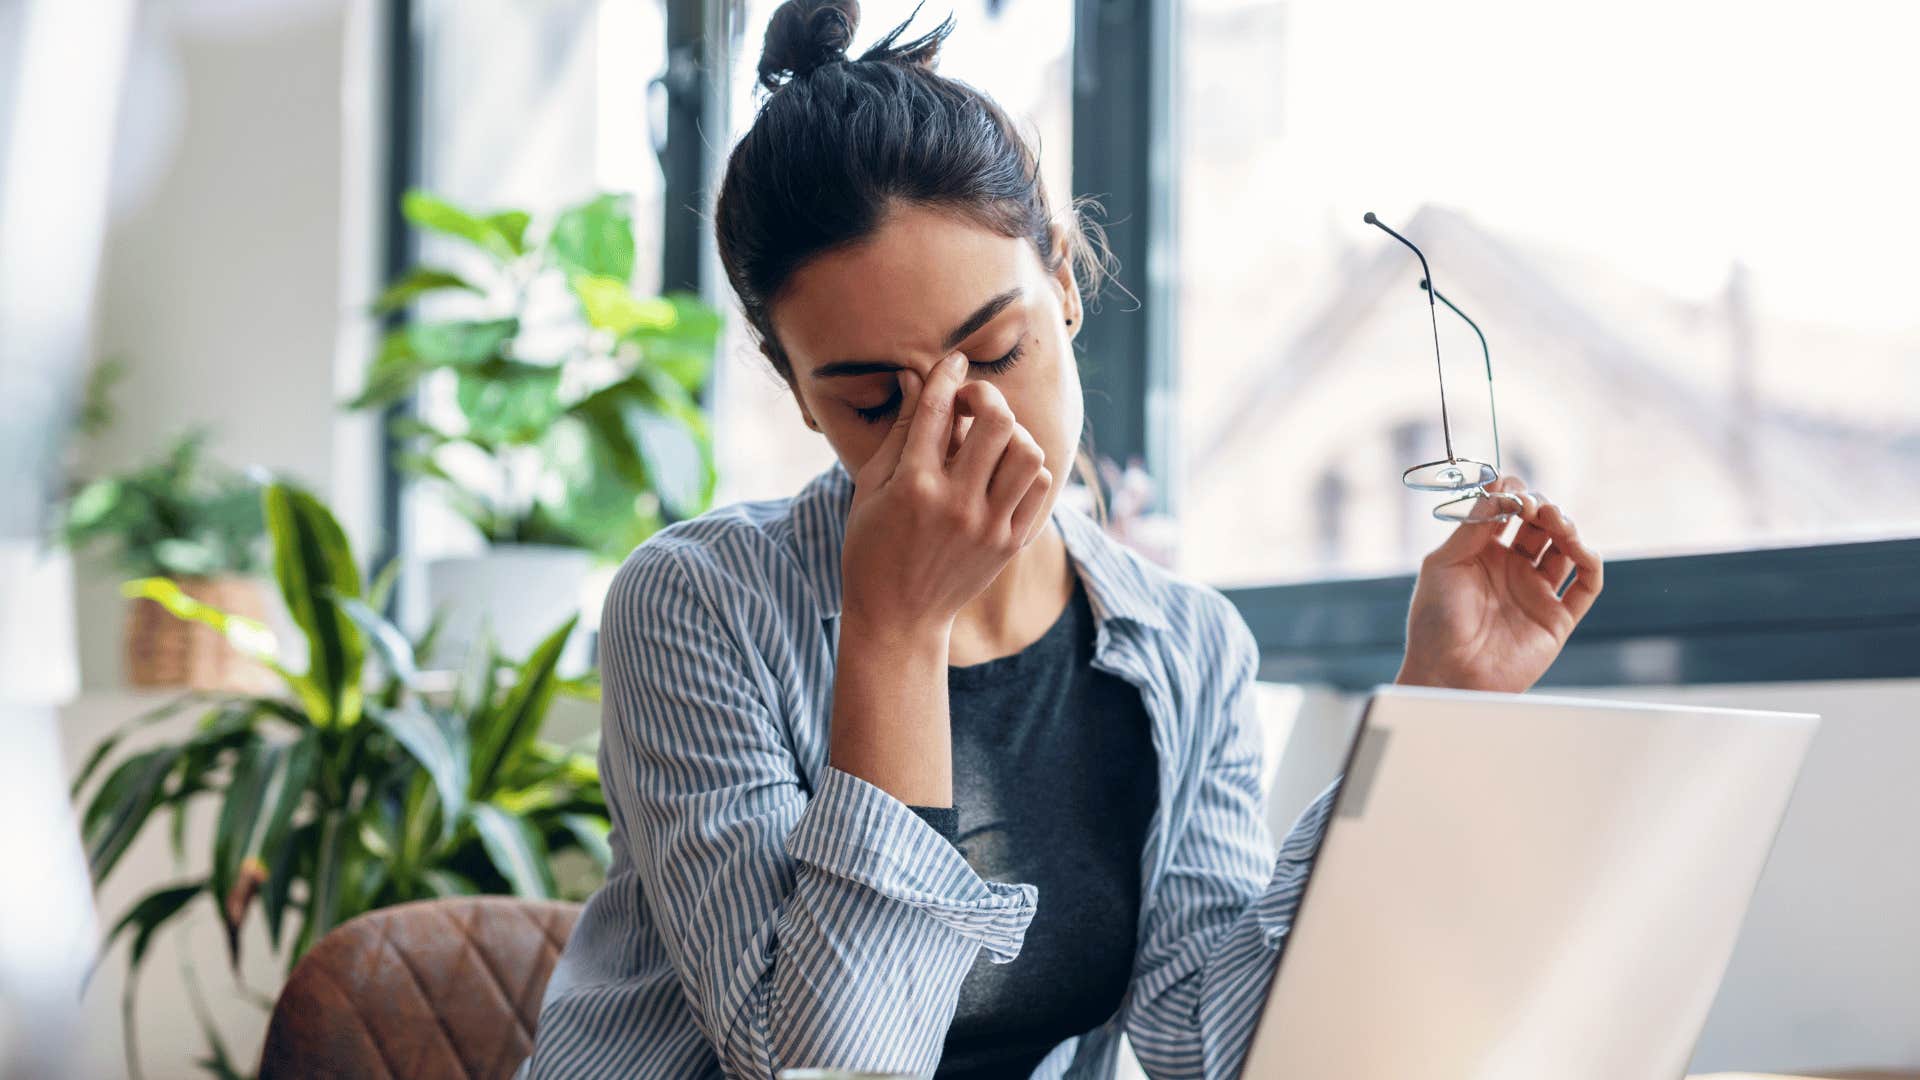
[522, 3, 1603, 1077]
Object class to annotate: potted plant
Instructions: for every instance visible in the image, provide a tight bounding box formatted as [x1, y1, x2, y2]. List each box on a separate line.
[58, 426, 275, 691]
[346, 188, 722, 671]
[71, 478, 608, 1078]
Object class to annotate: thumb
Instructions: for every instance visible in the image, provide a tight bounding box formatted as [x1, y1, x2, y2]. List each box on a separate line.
[1427, 479, 1524, 565]
[870, 368, 922, 482]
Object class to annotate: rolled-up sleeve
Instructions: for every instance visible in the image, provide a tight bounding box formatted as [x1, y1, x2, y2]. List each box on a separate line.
[1121, 598, 1340, 1079]
[596, 540, 1036, 1079]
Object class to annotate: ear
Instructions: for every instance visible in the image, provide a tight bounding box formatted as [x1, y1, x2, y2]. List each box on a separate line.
[1048, 220, 1084, 335]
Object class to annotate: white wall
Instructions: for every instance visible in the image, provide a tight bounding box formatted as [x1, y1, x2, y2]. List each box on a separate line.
[74, 0, 377, 693]
[1259, 676, 1920, 1076]
[61, 2, 378, 1076]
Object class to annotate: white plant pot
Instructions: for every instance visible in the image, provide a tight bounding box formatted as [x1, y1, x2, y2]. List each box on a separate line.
[425, 544, 594, 677]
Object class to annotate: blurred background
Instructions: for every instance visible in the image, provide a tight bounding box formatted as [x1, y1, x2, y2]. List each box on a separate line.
[3, 0, 1916, 1077]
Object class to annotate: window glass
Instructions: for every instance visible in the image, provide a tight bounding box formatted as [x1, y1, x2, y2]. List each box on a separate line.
[1176, 0, 1920, 587]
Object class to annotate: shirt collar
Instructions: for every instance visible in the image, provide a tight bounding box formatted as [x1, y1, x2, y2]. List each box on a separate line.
[787, 459, 1171, 634]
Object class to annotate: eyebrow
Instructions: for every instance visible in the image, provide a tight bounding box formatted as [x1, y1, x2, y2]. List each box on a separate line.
[807, 286, 1024, 379]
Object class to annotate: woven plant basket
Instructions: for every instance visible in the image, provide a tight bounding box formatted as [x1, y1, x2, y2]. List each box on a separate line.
[125, 574, 278, 693]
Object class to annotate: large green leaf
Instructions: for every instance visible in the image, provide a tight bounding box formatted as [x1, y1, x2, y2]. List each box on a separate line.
[571, 274, 675, 336]
[626, 292, 723, 391]
[563, 370, 714, 522]
[413, 608, 450, 671]
[485, 210, 532, 256]
[557, 813, 612, 872]
[303, 810, 351, 952]
[365, 556, 403, 616]
[63, 476, 127, 534]
[117, 577, 282, 670]
[86, 880, 204, 993]
[344, 328, 428, 410]
[70, 692, 209, 799]
[547, 193, 634, 283]
[401, 190, 525, 262]
[83, 745, 185, 885]
[639, 338, 716, 398]
[422, 868, 479, 897]
[370, 703, 469, 844]
[349, 320, 517, 412]
[470, 616, 578, 797]
[454, 625, 501, 728]
[336, 594, 419, 690]
[152, 538, 221, 576]
[264, 483, 365, 728]
[625, 368, 714, 519]
[538, 414, 658, 560]
[209, 742, 280, 961]
[261, 819, 316, 951]
[210, 734, 318, 966]
[454, 358, 563, 445]
[471, 802, 555, 899]
[372, 266, 481, 314]
[408, 318, 518, 368]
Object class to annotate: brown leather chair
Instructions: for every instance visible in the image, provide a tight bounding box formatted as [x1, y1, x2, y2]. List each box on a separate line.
[259, 896, 580, 1080]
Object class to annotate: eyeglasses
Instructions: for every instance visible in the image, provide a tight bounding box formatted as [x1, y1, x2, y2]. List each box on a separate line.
[1364, 211, 1522, 524]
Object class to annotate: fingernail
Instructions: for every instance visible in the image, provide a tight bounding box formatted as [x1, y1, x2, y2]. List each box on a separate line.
[946, 352, 967, 372]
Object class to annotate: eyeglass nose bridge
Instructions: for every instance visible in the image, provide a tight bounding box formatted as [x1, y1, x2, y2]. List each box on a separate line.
[1403, 457, 1498, 493]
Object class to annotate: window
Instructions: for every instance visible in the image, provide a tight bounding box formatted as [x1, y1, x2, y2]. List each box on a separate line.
[709, 0, 1075, 506]
[1174, 0, 1920, 590]
[396, 0, 668, 621]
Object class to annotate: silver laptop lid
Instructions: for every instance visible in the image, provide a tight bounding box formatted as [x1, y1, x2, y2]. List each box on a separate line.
[1241, 684, 1818, 1080]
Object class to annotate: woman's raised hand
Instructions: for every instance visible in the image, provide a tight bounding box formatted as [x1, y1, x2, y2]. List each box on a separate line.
[842, 351, 1054, 635]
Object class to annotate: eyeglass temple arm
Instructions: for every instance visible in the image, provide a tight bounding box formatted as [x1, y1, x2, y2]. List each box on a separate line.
[1420, 279, 1501, 474]
[1363, 212, 1455, 461]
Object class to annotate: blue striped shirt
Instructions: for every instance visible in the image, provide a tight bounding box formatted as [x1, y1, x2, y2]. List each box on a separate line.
[521, 460, 1338, 1079]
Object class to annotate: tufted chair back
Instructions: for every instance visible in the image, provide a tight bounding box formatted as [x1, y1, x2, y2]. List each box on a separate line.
[258, 897, 579, 1079]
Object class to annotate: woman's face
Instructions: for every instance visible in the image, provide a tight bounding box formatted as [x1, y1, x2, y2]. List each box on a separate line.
[767, 201, 1084, 502]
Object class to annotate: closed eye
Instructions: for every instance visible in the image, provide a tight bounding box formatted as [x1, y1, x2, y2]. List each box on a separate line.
[852, 343, 1027, 424]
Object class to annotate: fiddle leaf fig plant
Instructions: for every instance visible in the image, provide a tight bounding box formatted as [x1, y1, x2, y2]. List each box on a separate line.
[72, 478, 607, 1079]
[347, 188, 722, 561]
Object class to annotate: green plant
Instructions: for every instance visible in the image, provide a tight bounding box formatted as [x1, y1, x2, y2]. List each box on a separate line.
[58, 427, 268, 578]
[347, 188, 722, 562]
[72, 479, 607, 1079]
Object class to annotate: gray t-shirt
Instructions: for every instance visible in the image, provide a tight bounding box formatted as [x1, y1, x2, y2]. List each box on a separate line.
[907, 577, 1159, 1078]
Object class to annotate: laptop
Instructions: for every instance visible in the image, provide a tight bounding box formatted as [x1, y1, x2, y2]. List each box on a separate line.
[1240, 683, 1819, 1080]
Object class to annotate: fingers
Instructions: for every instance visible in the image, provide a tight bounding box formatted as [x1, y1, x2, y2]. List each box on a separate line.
[1008, 462, 1054, 547]
[949, 380, 1016, 492]
[1426, 473, 1526, 565]
[1543, 505, 1604, 621]
[865, 367, 924, 484]
[949, 378, 1051, 538]
[1539, 548, 1576, 595]
[1504, 490, 1606, 621]
[990, 423, 1048, 518]
[903, 352, 969, 472]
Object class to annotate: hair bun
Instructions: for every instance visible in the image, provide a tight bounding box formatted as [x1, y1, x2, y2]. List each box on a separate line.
[758, 0, 861, 92]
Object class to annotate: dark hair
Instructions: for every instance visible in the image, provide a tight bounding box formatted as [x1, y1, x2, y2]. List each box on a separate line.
[715, 0, 1116, 522]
